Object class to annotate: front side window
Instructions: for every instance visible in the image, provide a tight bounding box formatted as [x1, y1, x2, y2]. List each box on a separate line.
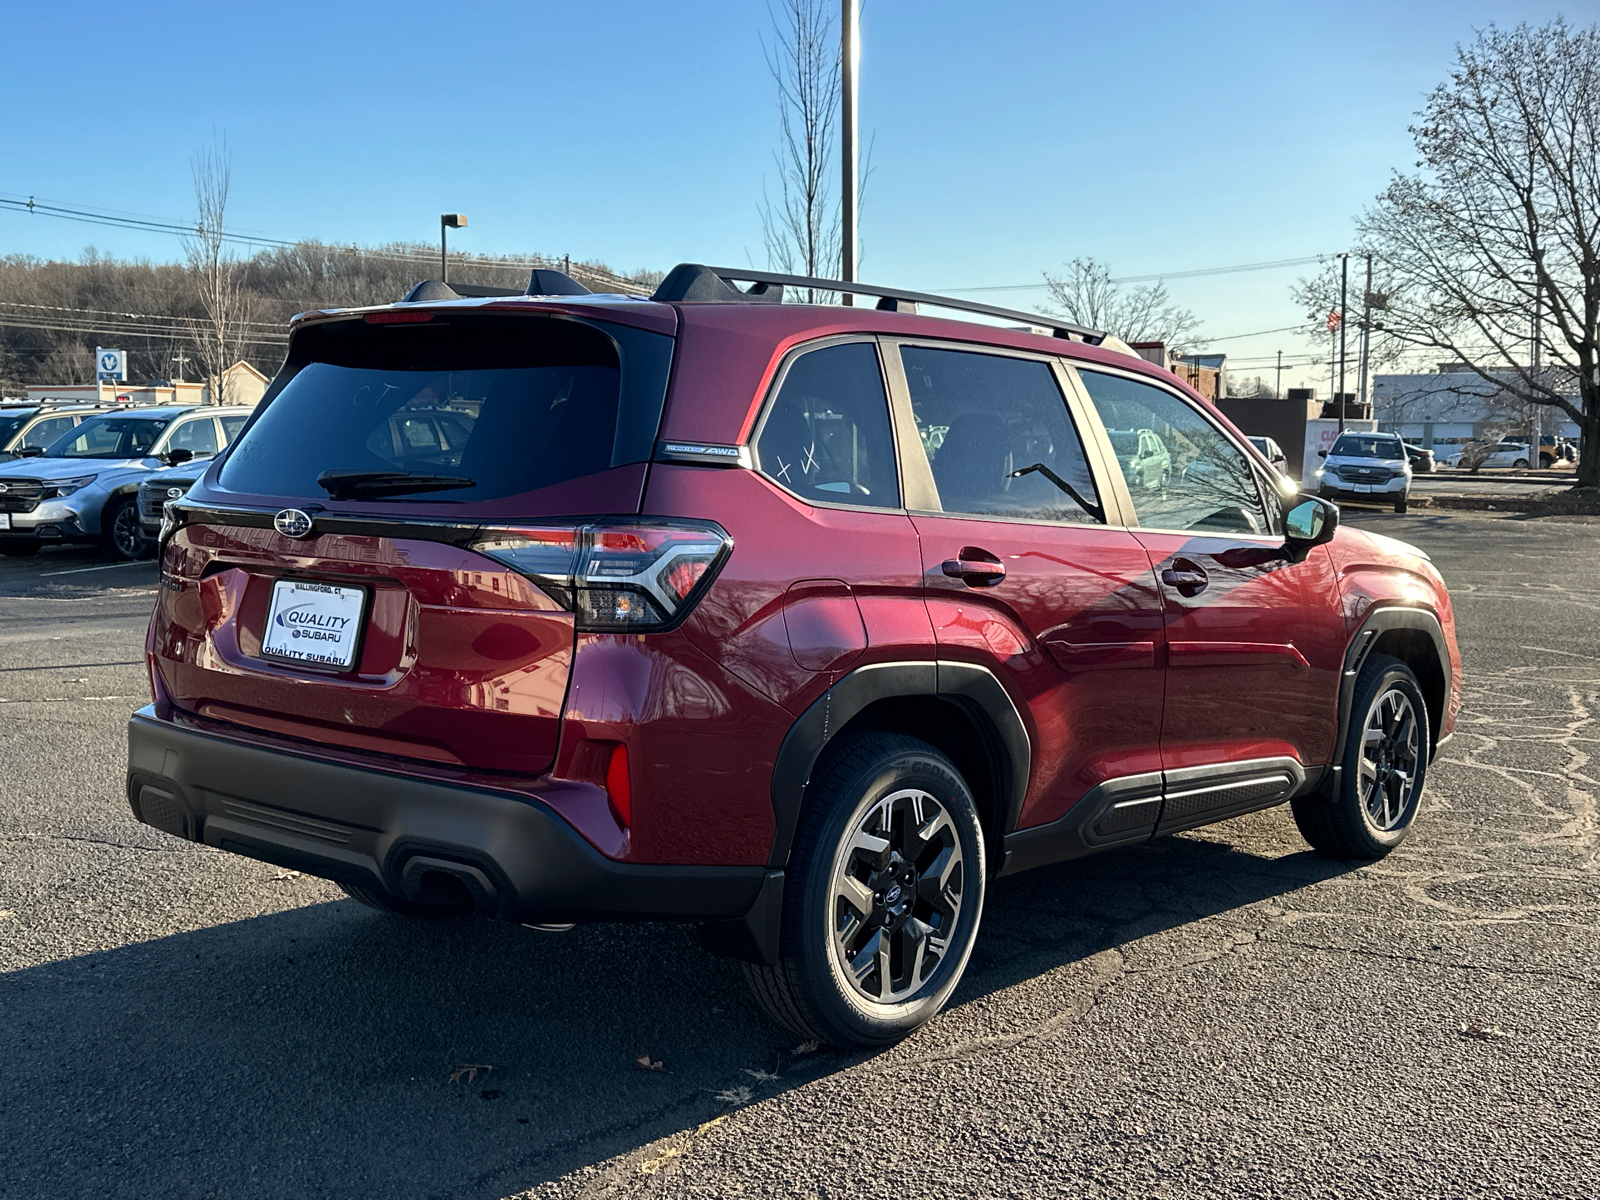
[1078, 370, 1268, 535]
[900, 346, 1100, 524]
[46, 416, 168, 459]
[754, 342, 899, 508]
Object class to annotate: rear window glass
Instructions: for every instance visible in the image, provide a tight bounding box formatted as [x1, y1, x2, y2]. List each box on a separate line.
[217, 315, 672, 502]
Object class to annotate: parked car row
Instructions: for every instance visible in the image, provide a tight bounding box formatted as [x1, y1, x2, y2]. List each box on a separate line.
[0, 405, 254, 558]
[0, 402, 108, 462]
[1436, 437, 1578, 469]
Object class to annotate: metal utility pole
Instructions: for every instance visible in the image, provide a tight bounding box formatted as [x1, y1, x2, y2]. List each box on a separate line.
[1275, 350, 1284, 399]
[839, 0, 859, 305]
[1337, 253, 1350, 432]
[1531, 288, 1542, 462]
[1356, 253, 1373, 424]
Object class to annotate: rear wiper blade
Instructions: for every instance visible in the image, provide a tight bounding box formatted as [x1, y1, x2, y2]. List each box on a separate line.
[1010, 462, 1106, 524]
[316, 470, 475, 499]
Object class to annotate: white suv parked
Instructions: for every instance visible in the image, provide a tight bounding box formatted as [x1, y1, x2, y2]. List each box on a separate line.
[1316, 432, 1413, 514]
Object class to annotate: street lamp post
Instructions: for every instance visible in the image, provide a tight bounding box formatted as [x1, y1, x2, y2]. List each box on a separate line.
[440, 213, 467, 283]
[840, 0, 859, 305]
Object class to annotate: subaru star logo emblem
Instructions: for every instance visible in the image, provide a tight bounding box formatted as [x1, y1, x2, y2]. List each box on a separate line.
[274, 508, 314, 539]
[0, 483, 8, 493]
[884, 885, 902, 906]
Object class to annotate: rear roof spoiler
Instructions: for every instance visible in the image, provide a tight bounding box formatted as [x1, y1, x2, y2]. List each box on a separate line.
[400, 268, 595, 303]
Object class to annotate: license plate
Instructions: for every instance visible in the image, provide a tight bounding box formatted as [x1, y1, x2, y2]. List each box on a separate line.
[0, 513, 10, 530]
[1351, 483, 1372, 493]
[261, 579, 367, 670]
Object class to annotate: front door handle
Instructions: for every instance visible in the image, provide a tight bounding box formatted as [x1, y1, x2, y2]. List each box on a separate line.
[942, 550, 1006, 588]
[1161, 559, 1209, 597]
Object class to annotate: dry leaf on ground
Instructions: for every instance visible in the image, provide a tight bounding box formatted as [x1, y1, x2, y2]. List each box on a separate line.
[450, 1064, 493, 1084]
[634, 1055, 665, 1071]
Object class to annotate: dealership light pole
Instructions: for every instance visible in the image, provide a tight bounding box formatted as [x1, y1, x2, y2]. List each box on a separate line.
[440, 213, 467, 283]
[840, 0, 859, 305]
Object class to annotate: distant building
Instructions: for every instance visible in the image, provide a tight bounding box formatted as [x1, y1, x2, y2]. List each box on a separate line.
[1128, 343, 1226, 401]
[26, 360, 270, 409]
[1371, 364, 1579, 448]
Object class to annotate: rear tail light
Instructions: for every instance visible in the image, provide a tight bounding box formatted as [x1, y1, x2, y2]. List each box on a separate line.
[472, 519, 732, 632]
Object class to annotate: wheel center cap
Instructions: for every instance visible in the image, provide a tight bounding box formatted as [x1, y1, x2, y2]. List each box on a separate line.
[884, 884, 903, 906]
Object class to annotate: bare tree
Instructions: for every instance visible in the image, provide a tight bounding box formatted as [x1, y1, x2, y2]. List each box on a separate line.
[1355, 20, 1600, 487]
[759, 0, 843, 297]
[1041, 258, 1204, 351]
[185, 135, 252, 405]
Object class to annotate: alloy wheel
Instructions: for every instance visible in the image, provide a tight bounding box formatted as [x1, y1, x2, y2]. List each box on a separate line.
[112, 504, 146, 560]
[1359, 687, 1420, 831]
[829, 787, 964, 1005]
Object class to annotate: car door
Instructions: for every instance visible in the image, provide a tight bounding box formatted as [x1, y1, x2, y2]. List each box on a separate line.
[1070, 366, 1346, 791]
[886, 341, 1168, 838]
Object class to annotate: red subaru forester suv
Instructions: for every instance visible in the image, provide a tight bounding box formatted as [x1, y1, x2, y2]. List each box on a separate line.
[128, 264, 1461, 1046]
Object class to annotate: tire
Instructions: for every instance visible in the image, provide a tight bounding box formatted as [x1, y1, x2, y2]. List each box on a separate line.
[102, 497, 150, 561]
[0, 542, 40, 557]
[1292, 653, 1430, 859]
[1513, 458, 1529, 468]
[1394, 497, 1408, 514]
[743, 733, 987, 1047]
[338, 880, 474, 919]
[1540, 454, 1554, 469]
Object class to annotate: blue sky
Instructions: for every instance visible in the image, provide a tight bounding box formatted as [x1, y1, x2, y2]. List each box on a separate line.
[2, 0, 1591, 389]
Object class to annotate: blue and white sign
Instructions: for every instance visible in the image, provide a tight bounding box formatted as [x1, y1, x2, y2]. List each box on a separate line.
[95, 347, 127, 382]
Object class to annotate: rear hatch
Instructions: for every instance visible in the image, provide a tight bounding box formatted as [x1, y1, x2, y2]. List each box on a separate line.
[151, 305, 676, 775]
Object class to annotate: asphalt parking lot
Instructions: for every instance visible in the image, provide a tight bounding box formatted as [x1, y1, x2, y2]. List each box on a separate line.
[2, 511, 1597, 1199]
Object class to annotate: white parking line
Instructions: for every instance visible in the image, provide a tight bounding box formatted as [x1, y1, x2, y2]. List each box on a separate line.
[38, 561, 155, 578]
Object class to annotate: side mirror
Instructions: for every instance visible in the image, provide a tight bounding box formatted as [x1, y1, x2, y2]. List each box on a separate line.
[14, 446, 44, 458]
[161, 448, 194, 466]
[1317, 449, 1328, 458]
[1283, 495, 1339, 563]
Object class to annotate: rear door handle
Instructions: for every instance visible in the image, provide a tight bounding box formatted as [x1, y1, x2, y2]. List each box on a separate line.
[942, 552, 1006, 588]
[1161, 559, 1208, 597]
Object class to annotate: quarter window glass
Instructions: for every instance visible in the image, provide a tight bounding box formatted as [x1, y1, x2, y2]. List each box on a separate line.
[755, 342, 899, 508]
[1078, 370, 1267, 535]
[220, 415, 247, 442]
[900, 346, 1100, 524]
[169, 418, 220, 455]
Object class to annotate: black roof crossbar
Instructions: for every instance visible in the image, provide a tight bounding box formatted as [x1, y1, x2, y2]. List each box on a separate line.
[650, 263, 1107, 344]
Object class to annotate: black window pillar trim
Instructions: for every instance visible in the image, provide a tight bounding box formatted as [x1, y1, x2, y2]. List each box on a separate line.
[765, 660, 1032, 870]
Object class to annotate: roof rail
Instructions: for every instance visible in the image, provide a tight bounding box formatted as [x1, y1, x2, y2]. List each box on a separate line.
[650, 263, 1108, 345]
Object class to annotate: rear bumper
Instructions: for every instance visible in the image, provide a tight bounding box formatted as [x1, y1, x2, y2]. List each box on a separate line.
[125, 706, 768, 925]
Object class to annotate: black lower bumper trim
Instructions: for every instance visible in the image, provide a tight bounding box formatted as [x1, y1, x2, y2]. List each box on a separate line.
[126, 707, 767, 925]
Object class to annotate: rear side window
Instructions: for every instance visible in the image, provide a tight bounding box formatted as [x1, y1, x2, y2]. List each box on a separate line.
[901, 346, 1100, 524]
[21, 415, 74, 449]
[218, 315, 672, 502]
[754, 342, 899, 508]
[169, 417, 219, 456]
